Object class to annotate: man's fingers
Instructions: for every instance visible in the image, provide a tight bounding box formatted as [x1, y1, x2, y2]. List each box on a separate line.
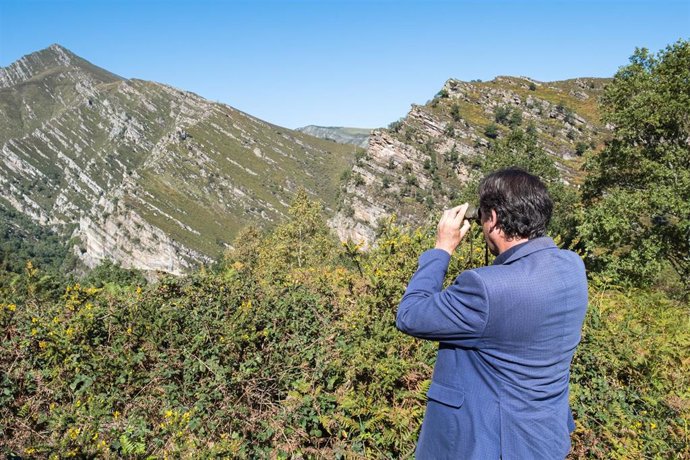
[459, 219, 471, 240]
[449, 203, 466, 216]
[438, 209, 449, 228]
[439, 204, 471, 230]
[450, 203, 469, 225]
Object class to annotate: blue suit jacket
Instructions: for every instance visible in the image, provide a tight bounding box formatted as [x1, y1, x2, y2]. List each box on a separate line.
[397, 237, 588, 459]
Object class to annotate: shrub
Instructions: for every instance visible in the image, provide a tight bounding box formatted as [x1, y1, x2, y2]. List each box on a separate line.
[575, 142, 588, 156]
[1, 180, 687, 459]
[569, 284, 690, 458]
[484, 123, 499, 139]
[494, 105, 511, 125]
[508, 109, 522, 127]
[449, 104, 462, 122]
[387, 119, 403, 132]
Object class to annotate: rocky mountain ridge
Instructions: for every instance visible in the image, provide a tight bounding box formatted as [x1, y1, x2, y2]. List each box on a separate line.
[1, 45, 612, 274]
[332, 75, 610, 245]
[0, 45, 356, 274]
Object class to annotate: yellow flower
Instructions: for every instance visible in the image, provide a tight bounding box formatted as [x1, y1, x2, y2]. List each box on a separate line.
[113, 410, 120, 419]
[136, 286, 142, 295]
[165, 410, 173, 418]
[38, 341, 47, 349]
[67, 427, 80, 440]
[25, 261, 36, 276]
[7, 304, 16, 312]
[31, 328, 38, 336]
[31, 317, 38, 323]
[650, 422, 657, 429]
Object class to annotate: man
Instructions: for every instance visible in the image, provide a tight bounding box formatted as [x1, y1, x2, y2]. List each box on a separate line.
[396, 168, 588, 459]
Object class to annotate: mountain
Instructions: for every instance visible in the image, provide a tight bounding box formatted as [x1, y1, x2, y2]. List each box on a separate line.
[0, 45, 356, 274]
[295, 125, 371, 149]
[1, 45, 613, 274]
[332, 76, 610, 244]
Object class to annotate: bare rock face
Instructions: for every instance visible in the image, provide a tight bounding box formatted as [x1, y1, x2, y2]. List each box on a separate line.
[74, 201, 207, 275]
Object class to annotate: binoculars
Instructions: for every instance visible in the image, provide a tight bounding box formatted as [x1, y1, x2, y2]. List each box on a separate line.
[465, 204, 481, 223]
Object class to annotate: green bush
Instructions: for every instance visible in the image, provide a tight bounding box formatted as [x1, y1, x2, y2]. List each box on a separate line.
[570, 283, 689, 458]
[1, 193, 687, 458]
[494, 105, 511, 125]
[449, 104, 462, 122]
[484, 123, 499, 139]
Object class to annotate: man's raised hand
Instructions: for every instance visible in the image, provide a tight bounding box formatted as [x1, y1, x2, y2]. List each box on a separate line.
[435, 203, 472, 255]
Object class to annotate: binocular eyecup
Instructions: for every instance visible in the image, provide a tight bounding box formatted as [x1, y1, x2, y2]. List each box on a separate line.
[465, 204, 481, 223]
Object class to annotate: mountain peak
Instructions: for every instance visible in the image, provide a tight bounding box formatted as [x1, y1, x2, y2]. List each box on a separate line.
[0, 44, 121, 88]
[46, 43, 75, 60]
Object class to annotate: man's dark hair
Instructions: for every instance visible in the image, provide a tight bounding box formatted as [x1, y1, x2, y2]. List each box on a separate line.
[479, 167, 553, 240]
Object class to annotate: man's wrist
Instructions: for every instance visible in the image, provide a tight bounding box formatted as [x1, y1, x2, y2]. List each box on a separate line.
[434, 243, 456, 255]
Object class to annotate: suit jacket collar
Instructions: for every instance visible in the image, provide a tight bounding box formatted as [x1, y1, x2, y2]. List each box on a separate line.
[493, 236, 557, 265]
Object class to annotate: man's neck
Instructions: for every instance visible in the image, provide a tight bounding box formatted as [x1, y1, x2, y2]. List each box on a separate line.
[496, 237, 529, 255]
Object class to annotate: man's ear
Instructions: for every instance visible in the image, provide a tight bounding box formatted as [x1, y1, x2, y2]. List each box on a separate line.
[489, 209, 499, 233]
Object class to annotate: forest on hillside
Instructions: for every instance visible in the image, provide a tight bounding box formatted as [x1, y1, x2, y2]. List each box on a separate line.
[1, 41, 688, 458]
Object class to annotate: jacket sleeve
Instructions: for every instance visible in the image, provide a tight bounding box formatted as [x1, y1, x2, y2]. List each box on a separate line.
[396, 248, 489, 342]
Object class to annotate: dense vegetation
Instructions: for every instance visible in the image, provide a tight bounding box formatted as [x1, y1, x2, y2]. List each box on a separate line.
[1, 196, 688, 458]
[581, 40, 690, 290]
[0, 199, 75, 275]
[1, 42, 689, 458]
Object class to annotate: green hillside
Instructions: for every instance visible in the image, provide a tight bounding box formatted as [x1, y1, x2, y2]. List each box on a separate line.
[0, 45, 357, 273]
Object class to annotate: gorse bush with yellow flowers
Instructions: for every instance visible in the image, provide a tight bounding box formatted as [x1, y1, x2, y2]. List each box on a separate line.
[1, 192, 688, 459]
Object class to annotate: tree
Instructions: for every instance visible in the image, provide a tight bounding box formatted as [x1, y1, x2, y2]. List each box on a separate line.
[258, 189, 339, 279]
[580, 40, 690, 289]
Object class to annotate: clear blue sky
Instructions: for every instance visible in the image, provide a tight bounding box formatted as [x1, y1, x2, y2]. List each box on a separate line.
[1, 0, 688, 129]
